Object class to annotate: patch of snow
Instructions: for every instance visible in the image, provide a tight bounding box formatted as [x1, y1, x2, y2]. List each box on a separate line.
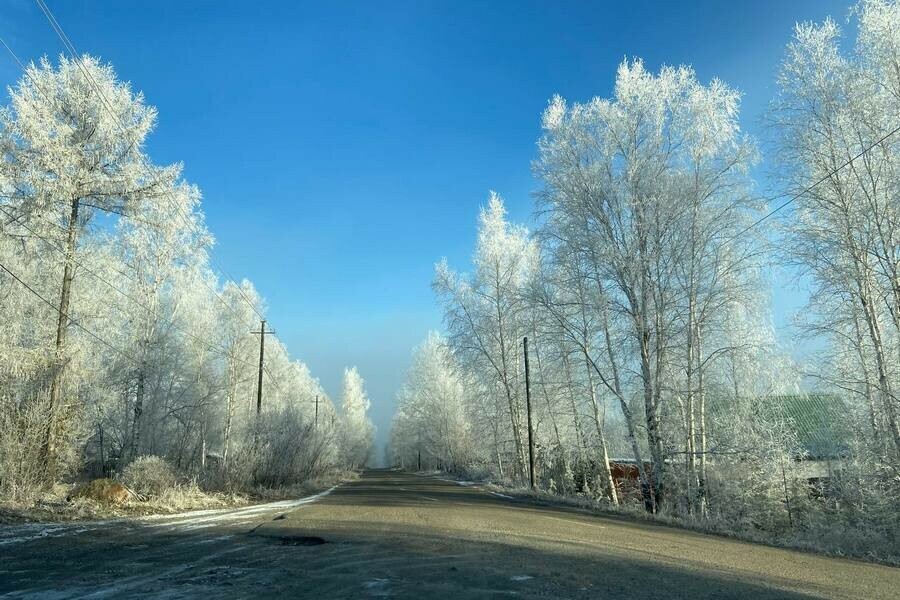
[192, 534, 235, 545]
[0, 485, 339, 545]
[0, 523, 88, 546]
[145, 485, 338, 532]
[364, 578, 391, 597]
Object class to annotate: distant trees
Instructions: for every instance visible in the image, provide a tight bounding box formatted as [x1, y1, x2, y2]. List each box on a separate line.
[389, 332, 474, 472]
[0, 55, 367, 501]
[389, 0, 899, 561]
[338, 367, 375, 469]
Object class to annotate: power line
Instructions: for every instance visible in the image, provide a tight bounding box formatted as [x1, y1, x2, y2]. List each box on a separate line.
[262, 363, 284, 395]
[733, 122, 900, 238]
[32, 0, 268, 325]
[0, 256, 139, 366]
[0, 204, 263, 372]
[0, 32, 261, 333]
[0, 36, 30, 72]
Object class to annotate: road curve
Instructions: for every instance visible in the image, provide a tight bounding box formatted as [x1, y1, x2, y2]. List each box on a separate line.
[0, 470, 896, 599]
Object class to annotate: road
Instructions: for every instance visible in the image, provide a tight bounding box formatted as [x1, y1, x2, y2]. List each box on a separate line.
[1, 470, 896, 599]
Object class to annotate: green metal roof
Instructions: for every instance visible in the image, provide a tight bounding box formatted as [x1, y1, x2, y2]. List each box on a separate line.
[759, 394, 851, 459]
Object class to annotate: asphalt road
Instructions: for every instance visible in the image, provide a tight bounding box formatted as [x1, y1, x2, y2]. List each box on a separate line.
[1, 470, 897, 599]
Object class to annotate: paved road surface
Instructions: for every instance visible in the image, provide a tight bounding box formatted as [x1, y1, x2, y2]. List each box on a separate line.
[1, 470, 897, 599]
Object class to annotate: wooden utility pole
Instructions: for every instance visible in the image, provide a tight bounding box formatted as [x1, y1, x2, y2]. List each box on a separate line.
[523, 336, 536, 490]
[251, 320, 275, 414]
[315, 394, 319, 427]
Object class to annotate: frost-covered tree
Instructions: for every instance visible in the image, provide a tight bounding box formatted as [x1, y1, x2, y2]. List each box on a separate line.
[772, 0, 900, 460]
[211, 281, 259, 467]
[535, 59, 762, 511]
[0, 55, 176, 478]
[0, 55, 347, 499]
[338, 367, 374, 468]
[433, 193, 538, 481]
[389, 333, 474, 472]
[113, 181, 209, 460]
[385, 0, 898, 561]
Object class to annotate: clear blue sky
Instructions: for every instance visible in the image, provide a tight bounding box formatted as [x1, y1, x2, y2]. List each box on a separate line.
[1, 0, 851, 455]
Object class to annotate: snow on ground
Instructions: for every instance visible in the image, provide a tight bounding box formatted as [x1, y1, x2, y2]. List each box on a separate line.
[0, 485, 339, 546]
[436, 476, 518, 500]
[436, 477, 478, 487]
[490, 491, 515, 500]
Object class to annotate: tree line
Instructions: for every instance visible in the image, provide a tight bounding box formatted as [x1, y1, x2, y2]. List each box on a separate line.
[390, 0, 899, 560]
[0, 56, 374, 501]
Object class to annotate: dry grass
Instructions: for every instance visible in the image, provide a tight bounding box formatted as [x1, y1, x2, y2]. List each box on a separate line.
[0, 481, 248, 524]
[248, 469, 358, 502]
[0, 469, 357, 525]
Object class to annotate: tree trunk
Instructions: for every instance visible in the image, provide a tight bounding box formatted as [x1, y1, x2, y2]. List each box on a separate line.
[696, 326, 709, 517]
[852, 309, 881, 450]
[583, 349, 618, 506]
[130, 368, 146, 460]
[45, 197, 80, 480]
[495, 292, 527, 481]
[97, 422, 105, 476]
[561, 352, 588, 461]
[223, 362, 237, 467]
[686, 300, 697, 514]
[599, 297, 652, 511]
[859, 276, 900, 457]
[533, 339, 562, 449]
[639, 318, 664, 512]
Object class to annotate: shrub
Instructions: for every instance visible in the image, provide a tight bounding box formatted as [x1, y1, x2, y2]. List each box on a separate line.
[0, 391, 82, 503]
[70, 478, 131, 504]
[121, 455, 178, 499]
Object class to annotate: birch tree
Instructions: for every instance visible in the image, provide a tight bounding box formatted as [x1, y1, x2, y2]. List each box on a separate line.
[433, 193, 538, 482]
[390, 332, 474, 472]
[535, 59, 759, 511]
[773, 1, 900, 460]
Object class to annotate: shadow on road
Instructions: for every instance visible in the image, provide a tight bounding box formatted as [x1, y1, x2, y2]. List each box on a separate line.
[1, 517, 827, 599]
[1, 470, 894, 599]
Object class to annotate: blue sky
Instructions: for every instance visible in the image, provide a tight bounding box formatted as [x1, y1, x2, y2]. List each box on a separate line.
[1, 0, 852, 454]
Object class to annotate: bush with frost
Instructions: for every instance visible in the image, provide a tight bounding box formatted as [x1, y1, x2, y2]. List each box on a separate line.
[121, 455, 178, 499]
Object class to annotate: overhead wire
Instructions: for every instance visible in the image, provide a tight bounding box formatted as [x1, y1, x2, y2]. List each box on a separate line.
[33, 0, 269, 327]
[0, 34, 260, 333]
[0, 204, 264, 372]
[0, 23, 288, 408]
